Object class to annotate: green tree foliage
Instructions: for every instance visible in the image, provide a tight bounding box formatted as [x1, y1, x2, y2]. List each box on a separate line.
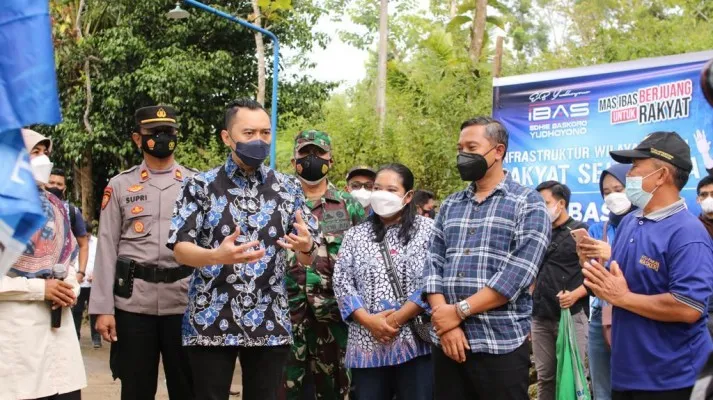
[283, 0, 713, 202]
[47, 0, 334, 222]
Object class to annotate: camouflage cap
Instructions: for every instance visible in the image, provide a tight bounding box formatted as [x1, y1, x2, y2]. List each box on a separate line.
[346, 166, 376, 181]
[294, 129, 331, 153]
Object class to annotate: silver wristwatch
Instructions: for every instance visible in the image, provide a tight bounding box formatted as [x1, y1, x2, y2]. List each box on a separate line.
[456, 300, 472, 320]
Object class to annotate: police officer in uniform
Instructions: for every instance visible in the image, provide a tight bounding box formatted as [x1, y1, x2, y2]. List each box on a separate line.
[89, 105, 196, 400]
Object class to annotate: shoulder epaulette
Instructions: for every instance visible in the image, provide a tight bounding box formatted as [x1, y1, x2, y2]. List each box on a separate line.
[117, 165, 139, 176]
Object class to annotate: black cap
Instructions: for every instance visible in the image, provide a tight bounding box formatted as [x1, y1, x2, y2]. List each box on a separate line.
[610, 131, 692, 173]
[346, 166, 376, 182]
[135, 105, 178, 129]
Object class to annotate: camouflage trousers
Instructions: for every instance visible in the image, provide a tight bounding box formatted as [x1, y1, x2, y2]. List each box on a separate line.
[281, 316, 350, 400]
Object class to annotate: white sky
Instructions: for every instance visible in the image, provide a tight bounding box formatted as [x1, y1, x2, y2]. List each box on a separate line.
[284, 0, 431, 89]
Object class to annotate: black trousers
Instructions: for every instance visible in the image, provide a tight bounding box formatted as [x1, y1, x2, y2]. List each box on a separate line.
[187, 345, 290, 400]
[72, 287, 99, 341]
[433, 341, 530, 400]
[32, 390, 81, 400]
[613, 387, 693, 400]
[113, 309, 193, 400]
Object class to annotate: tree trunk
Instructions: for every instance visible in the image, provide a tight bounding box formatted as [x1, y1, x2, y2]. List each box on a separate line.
[76, 0, 95, 225]
[79, 151, 94, 227]
[449, 0, 458, 19]
[72, 161, 82, 205]
[469, 0, 487, 65]
[252, 0, 266, 105]
[375, 0, 388, 135]
[493, 35, 504, 78]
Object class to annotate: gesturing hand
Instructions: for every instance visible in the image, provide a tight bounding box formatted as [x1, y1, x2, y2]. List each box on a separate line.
[45, 279, 75, 307]
[440, 327, 470, 363]
[582, 260, 630, 306]
[212, 226, 265, 265]
[277, 210, 313, 253]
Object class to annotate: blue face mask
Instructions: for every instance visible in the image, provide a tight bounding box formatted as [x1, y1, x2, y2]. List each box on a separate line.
[625, 168, 662, 209]
[231, 138, 270, 168]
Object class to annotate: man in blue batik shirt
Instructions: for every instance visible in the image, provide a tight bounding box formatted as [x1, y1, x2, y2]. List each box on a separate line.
[168, 99, 320, 400]
[584, 131, 713, 400]
[423, 116, 551, 400]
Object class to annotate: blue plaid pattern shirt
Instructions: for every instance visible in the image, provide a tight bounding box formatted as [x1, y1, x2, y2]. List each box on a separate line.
[423, 173, 551, 354]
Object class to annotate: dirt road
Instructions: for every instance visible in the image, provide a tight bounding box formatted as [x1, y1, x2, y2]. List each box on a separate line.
[78, 324, 242, 399]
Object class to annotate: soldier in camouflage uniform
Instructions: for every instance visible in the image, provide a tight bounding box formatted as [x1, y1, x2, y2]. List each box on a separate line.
[282, 130, 366, 400]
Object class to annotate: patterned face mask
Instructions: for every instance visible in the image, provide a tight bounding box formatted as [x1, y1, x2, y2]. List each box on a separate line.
[295, 154, 330, 185]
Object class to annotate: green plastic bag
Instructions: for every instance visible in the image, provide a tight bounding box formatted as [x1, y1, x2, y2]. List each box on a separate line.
[556, 308, 591, 400]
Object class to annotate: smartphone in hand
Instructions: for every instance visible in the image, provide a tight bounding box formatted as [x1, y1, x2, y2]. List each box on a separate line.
[570, 228, 589, 243]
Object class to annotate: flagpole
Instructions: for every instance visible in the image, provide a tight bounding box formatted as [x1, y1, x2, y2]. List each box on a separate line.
[181, 0, 280, 169]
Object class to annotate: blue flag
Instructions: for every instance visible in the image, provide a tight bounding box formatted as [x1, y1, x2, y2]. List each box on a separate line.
[0, 0, 62, 274]
[0, 130, 46, 273]
[0, 0, 62, 131]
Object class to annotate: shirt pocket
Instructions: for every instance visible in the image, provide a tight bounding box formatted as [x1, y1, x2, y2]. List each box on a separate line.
[121, 205, 153, 240]
[313, 233, 343, 287]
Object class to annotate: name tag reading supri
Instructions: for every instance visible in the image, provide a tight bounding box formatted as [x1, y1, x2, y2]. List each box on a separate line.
[125, 194, 148, 204]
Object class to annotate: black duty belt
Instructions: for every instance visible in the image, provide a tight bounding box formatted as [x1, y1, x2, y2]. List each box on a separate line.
[132, 262, 193, 284]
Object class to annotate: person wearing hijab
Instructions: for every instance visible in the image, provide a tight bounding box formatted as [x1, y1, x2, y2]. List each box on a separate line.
[576, 163, 635, 400]
[696, 175, 713, 339]
[0, 129, 86, 400]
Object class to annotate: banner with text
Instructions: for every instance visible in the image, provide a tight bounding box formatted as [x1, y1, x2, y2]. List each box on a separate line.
[493, 51, 713, 224]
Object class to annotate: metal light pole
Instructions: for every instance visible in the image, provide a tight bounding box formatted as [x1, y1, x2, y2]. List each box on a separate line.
[167, 0, 280, 168]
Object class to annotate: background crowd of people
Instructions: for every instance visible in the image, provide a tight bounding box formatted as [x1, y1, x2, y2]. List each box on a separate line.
[2, 99, 713, 400]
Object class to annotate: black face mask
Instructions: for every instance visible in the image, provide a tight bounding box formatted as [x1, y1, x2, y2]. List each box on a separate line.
[46, 186, 65, 200]
[296, 154, 330, 184]
[426, 209, 436, 219]
[457, 147, 496, 182]
[141, 130, 177, 159]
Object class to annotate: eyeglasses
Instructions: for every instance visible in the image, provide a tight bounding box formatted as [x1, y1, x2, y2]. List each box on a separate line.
[349, 182, 374, 190]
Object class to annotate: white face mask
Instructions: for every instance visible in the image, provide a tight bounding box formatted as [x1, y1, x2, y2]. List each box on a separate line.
[701, 197, 713, 214]
[370, 190, 407, 218]
[30, 155, 53, 184]
[547, 204, 561, 223]
[351, 188, 372, 208]
[604, 192, 632, 215]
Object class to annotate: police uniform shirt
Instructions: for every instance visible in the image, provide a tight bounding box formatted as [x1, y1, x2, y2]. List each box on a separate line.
[610, 199, 713, 391]
[89, 162, 196, 316]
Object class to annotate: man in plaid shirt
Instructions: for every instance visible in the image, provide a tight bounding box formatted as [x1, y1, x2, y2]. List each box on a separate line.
[424, 116, 551, 400]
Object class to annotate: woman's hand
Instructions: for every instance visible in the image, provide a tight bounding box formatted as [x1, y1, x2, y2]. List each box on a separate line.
[45, 279, 76, 307]
[365, 310, 399, 344]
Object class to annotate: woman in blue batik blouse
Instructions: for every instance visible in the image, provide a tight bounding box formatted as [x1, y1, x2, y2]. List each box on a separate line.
[334, 163, 434, 400]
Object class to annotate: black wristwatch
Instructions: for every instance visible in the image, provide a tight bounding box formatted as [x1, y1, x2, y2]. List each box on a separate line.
[300, 239, 317, 255]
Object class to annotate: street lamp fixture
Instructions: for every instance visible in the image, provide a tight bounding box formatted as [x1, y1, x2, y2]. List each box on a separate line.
[166, 2, 190, 20]
[167, 0, 280, 169]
